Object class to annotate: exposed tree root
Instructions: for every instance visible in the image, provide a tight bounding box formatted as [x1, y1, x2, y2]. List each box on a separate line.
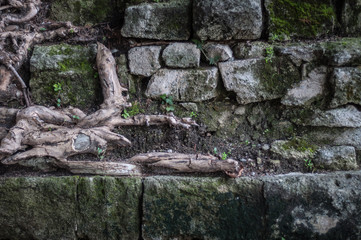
[0, 1, 242, 177]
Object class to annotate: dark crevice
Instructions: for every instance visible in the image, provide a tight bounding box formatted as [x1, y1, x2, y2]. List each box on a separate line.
[334, 0, 345, 28]
[260, 181, 268, 240]
[74, 178, 81, 240]
[138, 178, 145, 240]
[260, 0, 269, 41]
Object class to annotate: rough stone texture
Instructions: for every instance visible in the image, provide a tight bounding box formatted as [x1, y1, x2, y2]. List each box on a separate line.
[50, 0, 114, 25]
[233, 41, 270, 59]
[128, 46, 162, 77]
[315, 146, 358, 170]
[219, 57, 300, 104]
[193, 0, 263, 40]
[142, 176, 265, 240]
[30, 44, 101, 109]
[271, 140, 316, 160]
[121, 1, 191, 40]
[330, 67, 361, 108]
[180, 102, 198, 112]
[76, 177, 142, 239]
[319, 39, 361, 66]
[265, 0, 336, 38]
[262, 171, 361, 239]
[342, 0, 361, 36]
[162, 43, 200, 68]
[0, 177, 142, 240]
[203, 43, 233, 62]
[116, 54, 143, 96]
[308, 105, 361, 128]
[274, 43, 317, 66]
[308, 128, 361, 150]
[145, 68, 219, 102]
[282, 66, 327, 106]
[0, 177, 77, 240]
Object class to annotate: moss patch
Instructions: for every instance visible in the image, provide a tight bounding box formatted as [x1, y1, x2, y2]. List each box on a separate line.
[266, 0, 337, 38]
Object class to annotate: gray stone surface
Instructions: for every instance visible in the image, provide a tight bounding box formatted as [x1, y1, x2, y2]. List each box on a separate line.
[320, 39, 361, 66]
[162, 43, 200, 68]
[180, 102, 198, 112]
[0, 177, 142, 240]
[271, 140, 316, 160]
[282, 67, 327, 106]
[262, 171, 361, 239]
[128, 46, 162, 77]
[203, 43, 233, 62]
[316, 146, 358, 170]
[116, 54, 142, 96]
[145, 68, 219, 102]
[121, 1, 191, 40]
[342, 0, 361, 36]
[330, 67, 361, 107]
[219, 58, 300, 104]
[233, 41, 270, 59]
[142, 176, 265, 240]
[309, 128, 361, 151]
[30, 44, 101, 109]
[193, 0, 263, 40]
[274, 43, 317, 66]
[308, 105, 361, 128]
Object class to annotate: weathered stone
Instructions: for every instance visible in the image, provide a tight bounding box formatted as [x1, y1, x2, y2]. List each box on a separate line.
[145, 68, 219, 102]
[0, 176, 142, 240]
[50, 0, 114, 25]
[76, 177, 142, 239]
[342, 0, 361, 36]
[203, 43, 233, 62]
[143, 176, 265, 240]
[271, 139, 316, 160]
[193, 0, 263, 40]
[30, 44, 101, 109]
[121, 1, 191, 40]
[219, 57, 300, 104]
[128, 46, 162, 77]
[180, 102, 198, 112]
[330, 67, 361, 107]
[262, 172, 361, 239]
[233, 41, 270, 59]
[308, 128, 361, 150]
[265, 0, 336, 38]
[319, 39, 361, 66]
[308, 105, 361, 128]
[162, 43, 200, 68]
[282, 66, 327, 106]
[315, 146, 358, 170]
[0, 177, 78, 239]
[274, 43, 317, 66]
[234, 106, 246, 115]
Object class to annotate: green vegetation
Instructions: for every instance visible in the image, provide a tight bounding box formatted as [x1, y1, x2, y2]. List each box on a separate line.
[265, 46, 274, 63]
[282, 137, 317, 153]
[160, 94, 174, 112]
[189, 111, 197, 118]
[96, 147, 105, 160]
[192, 39, 221, 66]
[221, 151, 230, 160]
[304, 158, 314, 171]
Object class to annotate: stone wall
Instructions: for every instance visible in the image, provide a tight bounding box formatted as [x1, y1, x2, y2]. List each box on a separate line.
[0, 173, 360, 239]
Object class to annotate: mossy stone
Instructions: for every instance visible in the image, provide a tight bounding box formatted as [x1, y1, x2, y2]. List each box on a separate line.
[30, 44, 102, 109]
[265, 0, 337, 39]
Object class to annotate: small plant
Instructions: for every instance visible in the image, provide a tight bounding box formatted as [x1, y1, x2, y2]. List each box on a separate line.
[192, 39, 221, 66]
[97, 147, 105, 160]
[270, 33, 280, 42]
[160, 94, 174, 112]
[39, 27, 46, 31]
[304, 158, 314, 171]
[242, 140, 250, 145]
[189, 111, 197, 118]
[56, 98, 61, 107]
[122, 109, 130, 119]
[213, 147, 218, 155]
[53, 82, 62, 92]
[69, 29, 75, 34]
[72, 115, 80, 120]
[221, 151, 230, 160]
[265, 46, 274, 63]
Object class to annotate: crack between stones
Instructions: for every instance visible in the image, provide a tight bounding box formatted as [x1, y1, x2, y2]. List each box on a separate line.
[74, 177, 80, 240]
[138, 178, 145, 240]
[260, 180, 268, 240]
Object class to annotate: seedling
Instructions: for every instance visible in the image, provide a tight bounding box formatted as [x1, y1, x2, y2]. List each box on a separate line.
[72, 115, 80, 120]
[190, 111, 197, 118]
[221, 151, 230, 160]
[213, 147, 218, 155]
[304, 158, 314, 171]
[265, 46, 274, 63]
[53, 82, 62, 92]
[97, 147, 105, 160]
[56, 98, 61, 107]
[160, 94, 174, 112]
[122, 109, 130, 119]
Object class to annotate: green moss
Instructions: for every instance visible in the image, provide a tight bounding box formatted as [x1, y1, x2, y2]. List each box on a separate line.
[282, 137, 317, 153]
[267, 0, 336, 38]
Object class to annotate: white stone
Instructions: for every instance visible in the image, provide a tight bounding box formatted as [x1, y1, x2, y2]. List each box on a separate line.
[128, 46, 162, 77]
[162, 43, 200, 68]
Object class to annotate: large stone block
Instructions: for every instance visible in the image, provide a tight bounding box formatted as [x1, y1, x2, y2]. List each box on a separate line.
[145, 68, 219, 102]
[143, 176, 265, 240]
[0, 176, 142, 240]
[128, 46, 162, 77]
[330, 67, 361, 108]
[30, 44, 102, 109]
[265, 0, 336, 39]
[121, 1, 191, 40]
[193, 0, 263, 40]
[342, 0, 361, 36]
[315, 146, 358, 170]
[162, 43, 200, 68]
[219, 57, 300, 104]
[262, 172, 361, 239]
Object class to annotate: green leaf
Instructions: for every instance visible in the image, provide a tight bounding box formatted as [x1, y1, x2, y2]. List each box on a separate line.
[166, 106, 174, 112]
